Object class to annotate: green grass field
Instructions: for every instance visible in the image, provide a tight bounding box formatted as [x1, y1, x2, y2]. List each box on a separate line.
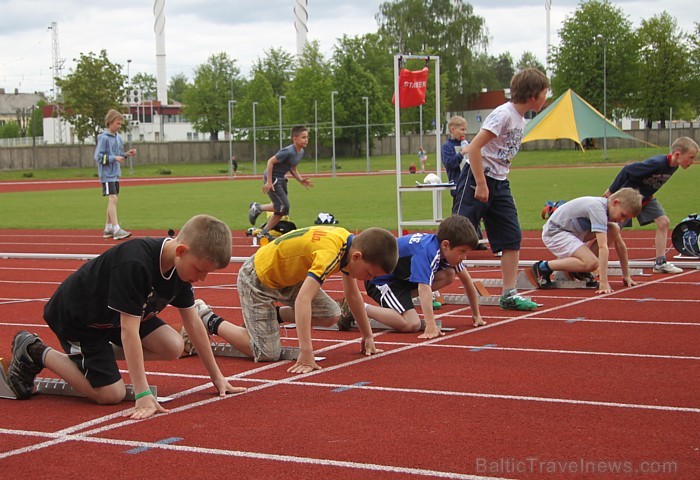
[1, 147, 697, 232]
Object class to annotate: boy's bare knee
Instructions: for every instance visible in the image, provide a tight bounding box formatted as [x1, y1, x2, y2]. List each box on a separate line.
[94, 387, 127, 405]
[585, 259, 599, 272]
[656, 216, 670, 230]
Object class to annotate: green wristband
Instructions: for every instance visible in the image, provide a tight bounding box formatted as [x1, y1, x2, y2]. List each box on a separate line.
[134, 389, 153, 400]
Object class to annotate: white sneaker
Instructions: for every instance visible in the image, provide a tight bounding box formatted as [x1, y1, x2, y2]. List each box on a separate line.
[194, 298, 213, 323]
[653, 262, 683, 274]
[182, 299, 214, 356]
[113, 228, 132, 240]
[102, 228, 113, 238]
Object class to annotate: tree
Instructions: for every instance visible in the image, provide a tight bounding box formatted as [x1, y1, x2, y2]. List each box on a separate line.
[284, 40, 334, 142]
[332, 37, 393, 155]
[168, 73, 190, 104]
[55, 50, 125, 142]
[376, 0, 489, 109]
[182, 52, 243, 141]
[251, 47, 296, 98]
[689, 23, 700, 124]
[0, 121, 21, 139]
[27, 100, 46, 138]
[516, 51, 546, 73]
[549, 0, 638, 119]
[131, 72, 157, 99]
[235, 71, 278, 143]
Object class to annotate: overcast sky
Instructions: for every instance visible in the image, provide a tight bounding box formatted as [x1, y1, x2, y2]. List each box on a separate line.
[0, 0, 696, 96]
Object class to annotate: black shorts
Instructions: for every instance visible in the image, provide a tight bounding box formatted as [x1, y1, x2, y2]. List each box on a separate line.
[49, 316, 166, 388]
[101, 181, 120, 196]
[365, 280, 417, 314]
[452, 169, 521, 252]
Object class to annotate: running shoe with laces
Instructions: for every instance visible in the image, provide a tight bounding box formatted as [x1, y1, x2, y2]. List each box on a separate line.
[569, 271, 599, 287]
[181, 299, 214, 355]
[653, 262, 683, 274]
[8, 331, 46, 399]
[529, 261, 553, 289]
[248, 202, 262, 225]
[336, 298, 355, 331]
[113, 228, 132, 240]
[499, 292, 538, 311]
[102, 228, 113, 238]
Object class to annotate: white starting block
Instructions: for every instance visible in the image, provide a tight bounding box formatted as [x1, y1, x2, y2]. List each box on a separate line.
[303, 318, 455, 332]
[191, 341, 324, 362]
[428, 280, 536, 307]
[0, 364, 173, 402]
[518, 269, 599, 290]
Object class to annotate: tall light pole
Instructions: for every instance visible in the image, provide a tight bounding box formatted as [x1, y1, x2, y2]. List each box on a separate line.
[363, 96, 369, 174]
[228, 99, 236, 177]
[331, 90, 338, 177]
[127, 59, 132, 85]
[596, 34, 607, 160]
[314, 100, 318, 174]
[252, 101, 258, 175]
[278, 95, 286, 149]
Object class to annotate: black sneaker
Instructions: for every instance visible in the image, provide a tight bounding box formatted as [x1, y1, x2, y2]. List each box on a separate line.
[8, 331, 45, 399]
[530, 261, 553, 289]
[337, 299, 354, 331]
[570, 271, 599, 288]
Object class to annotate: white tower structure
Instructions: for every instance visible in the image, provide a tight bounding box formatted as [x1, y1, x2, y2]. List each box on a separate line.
[294, 0, 308, 57]
[545, 0, 552, 78]
[154, 0, 168, 104]
[48, 22, 65, 143]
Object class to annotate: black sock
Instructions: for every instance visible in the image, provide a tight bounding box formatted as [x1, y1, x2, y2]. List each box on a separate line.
[207, 314, 224, 336]
[27, 340, 48, 367]
[540, 261, 553, 274]
[275, 306, 284, 324]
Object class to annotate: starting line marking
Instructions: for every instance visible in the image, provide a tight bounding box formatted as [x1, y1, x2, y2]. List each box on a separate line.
[470, 344, 497, 352]
[332, 381, 371, 393]
[126, 437, 183, 454]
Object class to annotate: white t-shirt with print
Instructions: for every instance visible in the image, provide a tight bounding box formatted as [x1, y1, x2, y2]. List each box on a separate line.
[479, 102, 525, 181]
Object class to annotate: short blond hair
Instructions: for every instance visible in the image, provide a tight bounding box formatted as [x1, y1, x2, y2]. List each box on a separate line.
[104, 109, 124, 127]
[671, 137, 699, 155]
[448, 115, 467, 131]
[610, 188, 643, 217]
[176, 214, 232, 269]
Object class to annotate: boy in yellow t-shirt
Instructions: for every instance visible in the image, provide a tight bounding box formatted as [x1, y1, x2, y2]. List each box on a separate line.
[188, 226, 398, 374]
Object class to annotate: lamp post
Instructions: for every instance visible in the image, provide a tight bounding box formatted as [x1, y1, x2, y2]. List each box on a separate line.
[252, 101, 258, 175]
[278, 95, 286, 149]
[228, 99, 236, 177]
[596, 34, 607, 160]
[331, 90, 338, 177]
[362, 96, 369, 174]
[126, 59, 132, 85]
[314, 100, 318, 174]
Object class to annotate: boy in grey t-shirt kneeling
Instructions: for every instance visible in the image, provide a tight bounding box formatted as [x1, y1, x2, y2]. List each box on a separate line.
[530, 188, 642, 294]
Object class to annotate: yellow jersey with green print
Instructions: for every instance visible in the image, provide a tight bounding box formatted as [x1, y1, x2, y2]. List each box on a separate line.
[253, 226, 353, 289]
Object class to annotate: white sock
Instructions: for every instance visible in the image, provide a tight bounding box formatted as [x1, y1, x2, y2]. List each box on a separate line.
[113, 224, 121, 232]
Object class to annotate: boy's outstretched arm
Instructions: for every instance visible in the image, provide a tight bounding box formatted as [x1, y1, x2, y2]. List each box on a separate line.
[594, 232, 613, 294]
[342, 274, 383, 356]
[288, 277, 323, 374]
[456, 269, 485, 327]
[417, 283, 443, 339]
[608, 223, 638, 287]
[180, 307, 246, 396]
[290, 165, 313, 188]
[120, 313, 168, 419]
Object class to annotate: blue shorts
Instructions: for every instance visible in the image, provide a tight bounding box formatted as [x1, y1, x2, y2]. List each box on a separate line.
[452, 170, 521, 252]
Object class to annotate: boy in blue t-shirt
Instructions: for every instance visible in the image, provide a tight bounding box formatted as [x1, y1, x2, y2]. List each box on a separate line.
[248, 125, 313, 240]
[341, 215, 484, 339]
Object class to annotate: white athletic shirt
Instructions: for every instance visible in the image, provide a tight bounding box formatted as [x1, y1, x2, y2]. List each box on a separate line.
[479, 102, 525, 181]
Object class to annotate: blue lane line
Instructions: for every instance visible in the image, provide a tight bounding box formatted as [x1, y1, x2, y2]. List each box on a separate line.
[470, 343, 496, 352]
[332, 381, 370, 393]
[126, 437, 184, 454]
[567, 316, 586, 324]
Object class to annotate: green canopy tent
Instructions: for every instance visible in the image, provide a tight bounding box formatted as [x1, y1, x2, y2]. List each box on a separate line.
[522, 89, 648, 149]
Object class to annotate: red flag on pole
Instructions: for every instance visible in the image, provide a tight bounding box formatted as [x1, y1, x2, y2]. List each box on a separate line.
[392, 67, 429, 108]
